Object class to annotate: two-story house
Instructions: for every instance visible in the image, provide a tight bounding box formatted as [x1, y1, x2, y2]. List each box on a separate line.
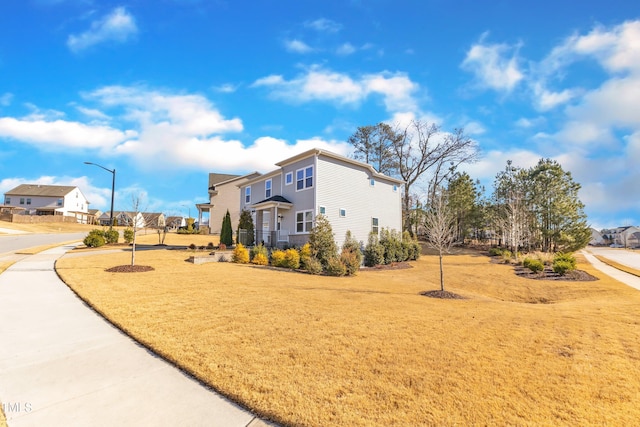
[239, 148, 404, 248]
[196, 172, 261, 235]
[3, 184, 90, 221]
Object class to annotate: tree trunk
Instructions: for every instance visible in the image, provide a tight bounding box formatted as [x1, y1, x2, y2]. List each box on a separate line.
[439, 250, 445, 292]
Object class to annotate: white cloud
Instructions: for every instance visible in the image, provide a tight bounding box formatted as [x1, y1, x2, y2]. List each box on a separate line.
[252, 66, 418, 113]
[336, 43, 356, 56]
[0, 117, 135, 151]
[0, 93, 13, 107]
[304, 18, 342, 33]
[82, 85, 349, 172]
[213, 83, 239, 93]
[67, 7, 138, 52]
[284, 39, 314, 54]
[461, 34, 524, 92]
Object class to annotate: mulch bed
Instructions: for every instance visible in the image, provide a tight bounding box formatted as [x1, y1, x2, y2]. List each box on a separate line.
[105, 265, 155, 273]
[420, 290, 466, 299]
[513, 265, 598, 281]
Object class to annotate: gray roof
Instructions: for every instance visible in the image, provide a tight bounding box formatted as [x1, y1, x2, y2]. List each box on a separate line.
[5, 184, 78, 197]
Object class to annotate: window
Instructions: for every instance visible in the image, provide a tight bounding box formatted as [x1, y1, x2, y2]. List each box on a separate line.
[245, 186, 251, 204]
[4, 197, 10, 205]
[296, 166, 313, 191]
[265, 179, 272, 198]
[370, 178, 375, 186]
[285, 172, 293, 185]
[372, 217, 379, 234]
[26, 198, 31, 205]
[296, 210, 313, 233]
[393, 185, 398, 192]
[20, 198, 25, 205]
[319, 206, 326, 215]
[57, 198, 63, 207]
[339, 208, 346, 218]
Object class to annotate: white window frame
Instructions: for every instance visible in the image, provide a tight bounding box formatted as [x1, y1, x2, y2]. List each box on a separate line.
[370, 178, 375, 186]
[245, 186, 251, 204]
[5, 197, 10, 205]
[265, 179, 272, 199]
[393, 184, 398, 192]
[20, 198, 25, 205]
[372, 217, 379, 234]
[319, 206, 326, 215]
[285, 172, 293, 185]
[296, 166, 313, 191]
[295, 210, 313, 233]
[57, 198, 63, 207]
[339, 208, 346, 218]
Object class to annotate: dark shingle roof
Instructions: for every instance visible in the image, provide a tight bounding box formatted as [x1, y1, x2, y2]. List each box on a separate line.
[5, 184, 77, 197]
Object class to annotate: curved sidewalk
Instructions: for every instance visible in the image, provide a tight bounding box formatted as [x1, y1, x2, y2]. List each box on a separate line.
[0, 244, 270, 427]
[582, 250, 640, 291]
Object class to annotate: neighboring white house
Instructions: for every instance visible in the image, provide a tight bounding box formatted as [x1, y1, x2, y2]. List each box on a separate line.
[589, 228, 605, 246]
[600, 226, 640, 248]
[197, 172, 261, 235]
[3, 184, 90, 221]
[98, 211, 147, 228]
[238, 148, 404, 248]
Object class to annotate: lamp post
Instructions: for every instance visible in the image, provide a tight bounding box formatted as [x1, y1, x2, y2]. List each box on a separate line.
[84, 162, 116, 230]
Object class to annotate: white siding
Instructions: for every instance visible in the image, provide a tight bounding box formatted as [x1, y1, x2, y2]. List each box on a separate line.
[316, 155, 402, 248]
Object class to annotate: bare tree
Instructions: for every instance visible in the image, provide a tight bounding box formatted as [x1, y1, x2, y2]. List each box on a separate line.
[129, 193, 146, 267]
[393, 120, 479, 234]
[423, 187, 456, 292]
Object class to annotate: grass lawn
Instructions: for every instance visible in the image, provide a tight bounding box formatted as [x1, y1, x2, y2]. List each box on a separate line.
[56, 249, 640, 426]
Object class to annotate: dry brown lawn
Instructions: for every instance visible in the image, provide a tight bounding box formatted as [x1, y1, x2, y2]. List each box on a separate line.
[0, 221, 96, 234]
[56, 249, 640, 426]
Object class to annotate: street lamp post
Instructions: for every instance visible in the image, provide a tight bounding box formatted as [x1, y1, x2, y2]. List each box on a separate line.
[84, 162, 116, 230]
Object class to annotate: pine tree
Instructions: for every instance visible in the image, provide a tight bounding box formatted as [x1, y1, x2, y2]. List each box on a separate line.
[237, 209, 255, 246]
[220, 209, 233, 246]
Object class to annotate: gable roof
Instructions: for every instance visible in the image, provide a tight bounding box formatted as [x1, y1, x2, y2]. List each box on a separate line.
[208, 172, 261, 189]
[242, 148, 405, 186]
[5, 184, 79, 197]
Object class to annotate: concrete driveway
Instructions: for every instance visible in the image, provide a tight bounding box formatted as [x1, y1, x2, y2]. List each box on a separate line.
[582, 248, 640, 291]
[0, 244, 272, 427]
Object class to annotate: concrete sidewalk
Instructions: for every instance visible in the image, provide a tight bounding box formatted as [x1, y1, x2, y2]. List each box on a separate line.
[582, 250, 640, 291]
[0, 244, 271, 427]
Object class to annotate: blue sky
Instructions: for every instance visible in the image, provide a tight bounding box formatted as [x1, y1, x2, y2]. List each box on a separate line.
[1, 0, 639, 229]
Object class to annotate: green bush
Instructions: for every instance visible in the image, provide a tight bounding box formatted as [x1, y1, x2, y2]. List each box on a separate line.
[553, 252, 576, 269]
[123, 228, 134, 244]
[250, 244, 268, 261]
[489, 247, 504, 256]
[83, 230, 105, 248]
[364, 232, 385, 267]
[301, 256, 323, 274]
[103, 229, 119, 244]
[523, 257, 544, 273]
[552, 260, 574, 276]
[402, 231, 421, 261]
[308, 214, 338, 267]
[232, 243, 249, 263]
[325, 257, 347, 276]
[380, 228, 403, 264]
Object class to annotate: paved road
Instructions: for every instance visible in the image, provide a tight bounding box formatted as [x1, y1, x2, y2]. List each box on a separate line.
[586, 247, 640, 269]
[582, 249, 640, 291]
[0, 244, 272, 427]
[0, 233, 86, 255]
